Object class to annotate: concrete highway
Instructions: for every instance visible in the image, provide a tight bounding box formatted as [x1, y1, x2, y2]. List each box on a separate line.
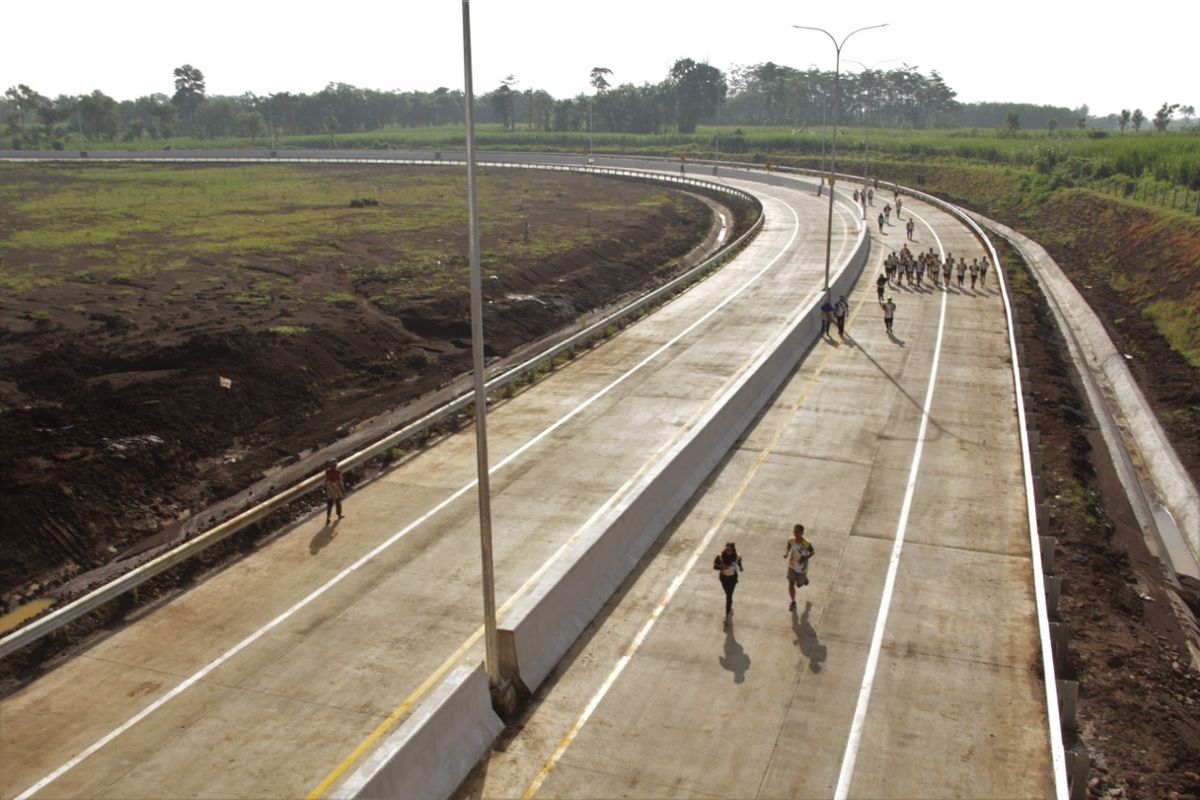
[0, 171, 894, 798]
[458, 194, 1054, 799]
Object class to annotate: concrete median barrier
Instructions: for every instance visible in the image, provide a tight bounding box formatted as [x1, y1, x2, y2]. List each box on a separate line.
[331, 662, 503, 800]
[498, 208, 869, 696]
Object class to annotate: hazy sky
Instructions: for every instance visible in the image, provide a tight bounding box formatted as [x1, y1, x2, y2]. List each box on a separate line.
[3, 1, 1194, 118]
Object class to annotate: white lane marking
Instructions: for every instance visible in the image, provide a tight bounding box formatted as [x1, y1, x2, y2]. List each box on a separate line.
[18, 189, 813, 799]
[717, 213, 728, 244]
[833, 207, 948, 799]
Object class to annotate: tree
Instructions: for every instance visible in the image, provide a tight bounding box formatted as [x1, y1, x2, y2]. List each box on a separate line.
[668, 58, 726, 134]
[4, 84, 46, 142]
[1152, 102, 1180, 132]
[1047, 118, 1058, 135]
[1131, 108, 1145, 131]
[491, 75, 518, 131]
[172, 64, 206, 130]
[1118, 109, 1131, 132]
[589, 67, 612, 94]
[1004, 112, 1020, 135]
[77, 90, 119, 140]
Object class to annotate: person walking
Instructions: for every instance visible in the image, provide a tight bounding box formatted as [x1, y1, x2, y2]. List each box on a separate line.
[980, 256, 991, 287]
[905, 217, 915, 241]
[883, 297, 896, 335]
[896, 196, 903, 217]
[784, 524, 814, 612]
[820, 298, 834, 338]
[834, 294, 849, 338]
[876, 272, 887, 303]
[323, 459, 346, 524]
[969, 258, 980, 289]
[713, 541, 743, 621]
[877, 212, 885, 233]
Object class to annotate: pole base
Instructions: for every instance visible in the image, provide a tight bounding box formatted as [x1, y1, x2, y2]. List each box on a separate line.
[490, 678, 519, 720]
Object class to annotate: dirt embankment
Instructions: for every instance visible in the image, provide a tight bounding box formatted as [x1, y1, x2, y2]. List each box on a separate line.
[1000, 237, 1200, 798]
[0, 171, 756, 608]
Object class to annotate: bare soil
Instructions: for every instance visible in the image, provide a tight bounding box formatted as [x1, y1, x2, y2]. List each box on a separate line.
[1001, 234, 1200, 799]
[0, 166, 754, 612]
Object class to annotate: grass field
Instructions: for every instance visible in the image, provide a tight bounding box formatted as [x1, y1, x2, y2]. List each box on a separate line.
[0, 161, 684, 306]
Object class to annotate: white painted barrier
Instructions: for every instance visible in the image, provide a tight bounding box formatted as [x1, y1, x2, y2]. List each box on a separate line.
[330, 662, 503, 800]
[498, 201, 869, 695]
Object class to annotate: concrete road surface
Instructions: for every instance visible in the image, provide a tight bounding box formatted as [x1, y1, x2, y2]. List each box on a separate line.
[0, 172, 866, 799]
[457, 197, 1054, 799]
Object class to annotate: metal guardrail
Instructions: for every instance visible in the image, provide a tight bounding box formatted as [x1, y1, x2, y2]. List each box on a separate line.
[0, 158, 763, 659]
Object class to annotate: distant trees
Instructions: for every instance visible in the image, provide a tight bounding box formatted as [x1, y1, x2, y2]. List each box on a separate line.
[668, 58, 726, 134]
[78, 90, 119, 140]
[1119, 109, 1131, 131]
[172, 64, 206, 132]
[1131, 108, 1145, 131]
[1152, 102, 1180, 132]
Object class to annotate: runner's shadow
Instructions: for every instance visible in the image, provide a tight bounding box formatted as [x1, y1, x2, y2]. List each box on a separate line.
[792, 601, 826, 674]
[887, 330, 906, 347]
[719, 622, 751, 684]
[310, 518, 341, 555]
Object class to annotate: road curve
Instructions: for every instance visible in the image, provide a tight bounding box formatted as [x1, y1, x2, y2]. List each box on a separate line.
[0, 166, 862, 799]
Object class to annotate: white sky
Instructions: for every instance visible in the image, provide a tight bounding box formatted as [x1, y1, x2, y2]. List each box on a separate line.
[3, 1, 1194, 118]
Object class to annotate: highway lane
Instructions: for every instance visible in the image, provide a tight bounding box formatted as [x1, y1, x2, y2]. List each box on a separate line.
[459, 195, 1055, 799]
[0, 173, 857, 799]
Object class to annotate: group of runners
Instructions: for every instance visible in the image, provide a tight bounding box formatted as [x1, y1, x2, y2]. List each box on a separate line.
[713, 524, 814, 622]
[877, 245, 991, 293]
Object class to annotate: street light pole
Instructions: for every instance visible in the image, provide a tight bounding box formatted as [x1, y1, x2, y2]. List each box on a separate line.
[461, 0, 511, 709]
[794, 23, 888, 296]
[844, 59, 897, 221]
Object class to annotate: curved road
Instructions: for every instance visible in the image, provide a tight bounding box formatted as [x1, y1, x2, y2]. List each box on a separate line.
[0, 168, 884, 798]
[459, 191, 1056, 799]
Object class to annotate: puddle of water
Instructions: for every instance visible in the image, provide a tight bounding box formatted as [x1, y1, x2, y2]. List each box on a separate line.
[0, 598, 56, 636]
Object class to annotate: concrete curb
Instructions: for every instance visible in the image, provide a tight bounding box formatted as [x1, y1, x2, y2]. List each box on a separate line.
[976, 217, 1200, 581]
[330, 662, 503, 800]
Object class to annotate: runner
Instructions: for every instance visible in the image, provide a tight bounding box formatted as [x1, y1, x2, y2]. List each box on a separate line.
[942, 256, 953, 287]
[980, 256, 991, 287]
[713, 541, 743, 622]
[784, 524, 815, 612]
[834, 294, 849, 338]
[915, 257, 925, 288]
[956, 257, 967, 289]
[969, 258, 980, 289]
[820, 298, 834, 338]
[896, 196, 903, 217]
[876, 272, 887, 302]
[906, 218, 915, 241]
[883, 296, 896, 335]
[323, 459, 346, 524]
[883, 203, 892, 223]
[877, 212, 886, 232]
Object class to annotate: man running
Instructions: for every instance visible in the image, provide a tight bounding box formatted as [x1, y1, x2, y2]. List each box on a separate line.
[876, 272, 887, 302]
[784, 524, 815, 612]
[969, 258, 980, 289]
[980, 256, 991, 287]
[834, 294, 849, 338]
[820, 298, 834, 338]
[906, 217, 915, 240]
[883, 296, 896, 335]
[877, 212, 886, 232]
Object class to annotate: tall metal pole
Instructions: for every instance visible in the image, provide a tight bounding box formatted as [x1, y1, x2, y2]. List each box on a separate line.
[461, 0, 502, 690]
[846, 60, 897, 221]
[795, 23, 888, 297]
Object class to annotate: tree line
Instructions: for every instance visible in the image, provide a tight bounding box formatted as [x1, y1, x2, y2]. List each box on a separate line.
[2, 61, 1194, 149]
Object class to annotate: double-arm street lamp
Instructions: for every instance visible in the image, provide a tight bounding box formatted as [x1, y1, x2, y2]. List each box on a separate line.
[793, 23, 888, 295]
